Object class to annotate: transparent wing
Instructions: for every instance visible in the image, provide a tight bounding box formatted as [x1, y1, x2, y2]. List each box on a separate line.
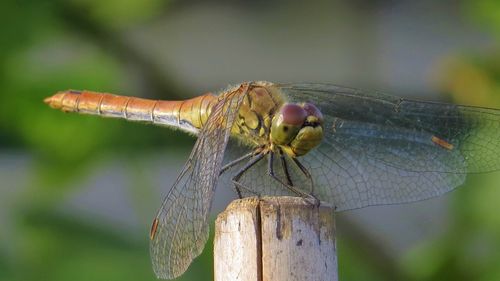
[221, 143, 467, 212]
[150, 86, 246, 279]
[280, 83, 500, 173]
[221, 83, 500, 212]
[278, 83, 500, 210]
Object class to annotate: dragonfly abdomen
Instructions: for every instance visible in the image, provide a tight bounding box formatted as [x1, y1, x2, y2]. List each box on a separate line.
[44, 90, 217, 133]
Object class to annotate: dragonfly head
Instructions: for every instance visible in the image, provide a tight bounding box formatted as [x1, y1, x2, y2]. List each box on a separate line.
[270, 102, 324, 157]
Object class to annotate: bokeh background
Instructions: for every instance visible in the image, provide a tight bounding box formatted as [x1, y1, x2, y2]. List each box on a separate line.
[1, 0, 500, 280]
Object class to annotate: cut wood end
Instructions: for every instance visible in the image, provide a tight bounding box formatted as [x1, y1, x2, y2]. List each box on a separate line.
[216, 196, 336, 240]
[225, 197, 261, 210]
[215, 197, 261, 235]
[223, 196, 333, 210]
[260, 196, 333, 210]
[214, 196, 338, 281]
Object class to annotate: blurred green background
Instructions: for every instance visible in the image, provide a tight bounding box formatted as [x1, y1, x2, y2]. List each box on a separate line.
[1, 0, 500, 280]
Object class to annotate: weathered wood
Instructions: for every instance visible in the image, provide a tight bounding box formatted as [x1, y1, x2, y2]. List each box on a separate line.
[214, 197, 261, 281]
[214, 196, 337, 281]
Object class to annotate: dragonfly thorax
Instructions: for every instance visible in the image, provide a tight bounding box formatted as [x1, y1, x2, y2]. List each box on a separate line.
[270, 102, 324, 157]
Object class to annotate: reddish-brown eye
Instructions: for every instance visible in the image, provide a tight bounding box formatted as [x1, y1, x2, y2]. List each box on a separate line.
[280, 103, 307, 126]
[303, 103, 323, 122]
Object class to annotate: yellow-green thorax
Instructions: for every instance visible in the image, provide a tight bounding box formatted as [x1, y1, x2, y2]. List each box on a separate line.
[230, 83, 324, 157]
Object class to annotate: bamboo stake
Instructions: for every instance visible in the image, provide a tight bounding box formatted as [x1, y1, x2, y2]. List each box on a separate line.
[214, 196, 337, 281]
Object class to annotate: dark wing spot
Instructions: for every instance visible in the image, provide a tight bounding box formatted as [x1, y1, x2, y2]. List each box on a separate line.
[150, 218, 159, 240]
[431, 135, 454, 150]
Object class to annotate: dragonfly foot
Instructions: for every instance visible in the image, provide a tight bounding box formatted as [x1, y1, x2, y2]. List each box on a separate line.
[232, 180, 260, 198]
[303, 193, 321, 207]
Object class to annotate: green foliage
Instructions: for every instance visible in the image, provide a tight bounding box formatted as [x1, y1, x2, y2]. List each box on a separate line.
[67, 0, 169, 28]
[2, 208, 213, 281]
[398, 2, 500, 278]
[0, 1, 198, 280]
[337, 238, 387, 281]
[1, 0, 500, 280]
[464, 0, 500, 36]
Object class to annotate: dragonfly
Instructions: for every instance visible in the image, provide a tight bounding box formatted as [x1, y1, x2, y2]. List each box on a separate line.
[44, 81, 500, 279]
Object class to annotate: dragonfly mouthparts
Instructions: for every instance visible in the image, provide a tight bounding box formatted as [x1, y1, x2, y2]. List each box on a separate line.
[303, 115, 322, 128]
[303, 121, 321, 128]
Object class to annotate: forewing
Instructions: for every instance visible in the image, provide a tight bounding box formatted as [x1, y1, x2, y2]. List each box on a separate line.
[150, 86, 246, 279]
[280, 83, 500, 173]
[275, 83, 500, 210]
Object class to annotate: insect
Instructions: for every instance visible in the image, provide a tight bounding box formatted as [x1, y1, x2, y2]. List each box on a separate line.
[45, 81, 500, 279]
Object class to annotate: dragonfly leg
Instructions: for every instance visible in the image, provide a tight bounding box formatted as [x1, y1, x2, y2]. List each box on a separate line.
[291, 157, 315, 196]
[268, 152, 320, 206]
[220, 151, 255, 176]
[278, 149, 293, 186]
[231, 153, 265, 198]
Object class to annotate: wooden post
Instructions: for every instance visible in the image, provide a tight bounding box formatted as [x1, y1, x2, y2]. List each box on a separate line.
[214, 196, 337, 281]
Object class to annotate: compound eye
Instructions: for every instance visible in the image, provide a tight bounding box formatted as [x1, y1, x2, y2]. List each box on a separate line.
[280, 103, 307, 126]
[270, 104, 307, 145]
[302, 103, 323, 123]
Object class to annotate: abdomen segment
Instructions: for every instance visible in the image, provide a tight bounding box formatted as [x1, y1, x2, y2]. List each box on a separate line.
[44, 90, 217, 133]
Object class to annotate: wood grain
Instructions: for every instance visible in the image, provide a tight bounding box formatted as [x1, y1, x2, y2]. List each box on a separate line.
[214, 196, 337, 281]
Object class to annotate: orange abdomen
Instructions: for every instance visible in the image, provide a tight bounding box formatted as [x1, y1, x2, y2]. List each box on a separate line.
[44, 90, 218, 133]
